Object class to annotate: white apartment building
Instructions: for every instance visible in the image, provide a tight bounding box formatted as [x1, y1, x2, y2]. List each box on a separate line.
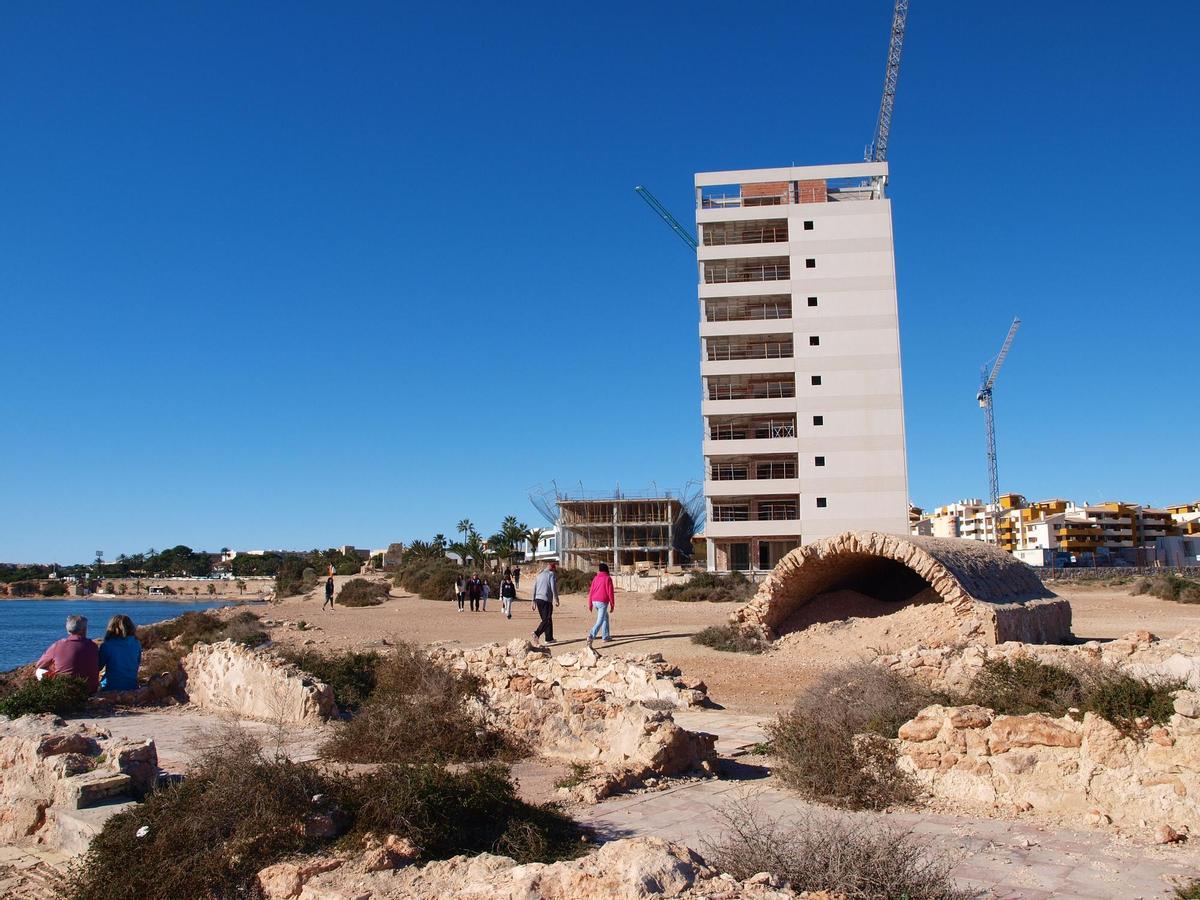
[697, 162, 909, 572]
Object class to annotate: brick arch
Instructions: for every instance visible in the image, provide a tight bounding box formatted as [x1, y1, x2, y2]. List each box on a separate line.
[731, 531, 1070, 645]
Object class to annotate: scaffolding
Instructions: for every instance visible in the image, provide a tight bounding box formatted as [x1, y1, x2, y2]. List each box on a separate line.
[557, 496, 687, 574]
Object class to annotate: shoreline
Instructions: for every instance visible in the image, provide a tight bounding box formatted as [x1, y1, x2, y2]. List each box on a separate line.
[1, 596, 266, 603]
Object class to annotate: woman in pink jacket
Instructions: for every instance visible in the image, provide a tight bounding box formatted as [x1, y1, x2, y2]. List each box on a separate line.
[586, 562, 615, 649]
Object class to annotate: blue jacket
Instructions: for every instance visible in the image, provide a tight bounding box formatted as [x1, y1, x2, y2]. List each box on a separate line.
[98, 636, 142, 691]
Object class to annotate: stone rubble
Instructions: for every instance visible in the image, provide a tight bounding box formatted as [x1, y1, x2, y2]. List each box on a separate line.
[182, 639, 337, 724]
[0, 714, 157, 851]
[429, 640, 717, 802]
[256, 835, 832, 899]
[879, 628, 1200, 694]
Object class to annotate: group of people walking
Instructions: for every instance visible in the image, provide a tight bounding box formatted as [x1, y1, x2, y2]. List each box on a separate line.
[458, 561, 616, 650]
[34, 613, 143, 695]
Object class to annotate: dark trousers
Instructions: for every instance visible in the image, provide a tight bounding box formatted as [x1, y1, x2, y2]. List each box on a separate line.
[323, 594, 334, 609]
[470, 593, 480, 612]
[533, 599, 554, 641]
[456, 592, 465, 610]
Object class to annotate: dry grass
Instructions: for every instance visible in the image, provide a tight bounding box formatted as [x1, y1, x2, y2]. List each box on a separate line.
[691, 624, 768, 654]
[322, 640, 513, 763]
[768, 663, 937, 809]
[1131, 574, 1200, 604]
[703, 793, 970, 899]
[336, 579, 390, 607]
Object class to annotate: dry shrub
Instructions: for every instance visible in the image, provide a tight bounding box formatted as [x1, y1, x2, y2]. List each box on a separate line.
[348, 763, 581, 863]
[394, 559, 461, 601]
[656, 571, 755, 603]
[69, 730, 333, 900]
[323, 640, 511, 763]
[1132, 574, 1200, 604]
[139, 609, 266, 651]
[769, 663, 937, 809]
[281, 648, 380, 713]
[703, 793, 969, 900]
[691, 624, 767, 654]
[70, 731, 581, 900]
[336, 578, 390, 607]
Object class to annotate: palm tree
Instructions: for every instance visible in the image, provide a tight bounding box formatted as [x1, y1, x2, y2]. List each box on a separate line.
[464, 533, 486, 569]
[525, 528, 546, 563]
[488, 533, 514, 567]
[206, 583, 216, 596]
[236, 579, 246, 595]
[432, 533, 448, 551]
[456, 519, 474, 538]
[448, 541, 470, 566]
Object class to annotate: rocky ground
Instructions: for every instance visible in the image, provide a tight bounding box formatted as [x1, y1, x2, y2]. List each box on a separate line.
[5, 573, 1200, 897]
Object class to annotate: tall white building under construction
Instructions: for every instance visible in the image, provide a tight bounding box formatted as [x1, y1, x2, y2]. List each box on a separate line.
[697, 162, 909, 571]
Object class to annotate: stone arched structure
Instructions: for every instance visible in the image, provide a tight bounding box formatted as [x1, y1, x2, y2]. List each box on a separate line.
[731, 532, 1072, 645]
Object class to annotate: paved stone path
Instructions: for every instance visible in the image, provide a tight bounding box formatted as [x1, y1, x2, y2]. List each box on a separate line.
[580, 710, 1200, 899]
[0, 845, 71, 900]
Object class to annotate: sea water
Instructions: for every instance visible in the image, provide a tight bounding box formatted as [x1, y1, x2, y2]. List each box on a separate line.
[0, 598, 239, 671]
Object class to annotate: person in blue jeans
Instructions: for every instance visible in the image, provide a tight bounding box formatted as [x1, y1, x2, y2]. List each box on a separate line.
[586, 562, 615, 650]
[98, 614, 142, 691]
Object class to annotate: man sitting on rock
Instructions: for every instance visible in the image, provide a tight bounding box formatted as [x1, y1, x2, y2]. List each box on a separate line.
[35, 614, 100, 694]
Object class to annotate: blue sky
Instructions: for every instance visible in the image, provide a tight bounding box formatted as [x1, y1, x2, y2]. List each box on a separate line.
[2, 1, 1197, 563]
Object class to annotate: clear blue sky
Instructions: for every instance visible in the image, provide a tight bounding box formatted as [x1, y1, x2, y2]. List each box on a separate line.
[2, 1, 1197, 563]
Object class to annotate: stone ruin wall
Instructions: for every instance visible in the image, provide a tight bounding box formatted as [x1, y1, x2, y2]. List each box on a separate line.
[732, 531, 1071, 645]
[430, 640, 717, 802]
[182, 640, 336, 724]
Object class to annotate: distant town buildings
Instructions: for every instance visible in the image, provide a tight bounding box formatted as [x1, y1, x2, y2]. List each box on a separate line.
[696, 162, 909, 573]
[912, 495, 1200, 567]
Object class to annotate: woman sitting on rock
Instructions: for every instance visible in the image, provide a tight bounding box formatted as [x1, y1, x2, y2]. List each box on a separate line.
[98, 614, 142, 692]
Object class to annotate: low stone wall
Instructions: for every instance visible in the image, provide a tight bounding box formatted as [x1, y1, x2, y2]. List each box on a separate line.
[897, 695, 1200, 836]
[182, 640, 336, 724]
[430, 641, 716, 801]
[257, 835, 805, 900]
[0, 714, 157, 851]
[878, 629, 1200, 695]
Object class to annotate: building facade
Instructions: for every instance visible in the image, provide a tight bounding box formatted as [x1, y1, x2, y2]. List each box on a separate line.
[557, 498, 685, 573]
[696, 162, 909, 572]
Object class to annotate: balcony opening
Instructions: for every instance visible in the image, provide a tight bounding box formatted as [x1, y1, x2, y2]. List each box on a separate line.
[702, 218, 788, 246]
[705, 295, 791, 322]
[704, 257, 789, 284]
[707, 416, 797, 441]
[706, 335, 793, 362]
[707, 375, 796, 401]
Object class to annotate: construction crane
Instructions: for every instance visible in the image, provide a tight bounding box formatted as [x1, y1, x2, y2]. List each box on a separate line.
[634, 186, 697, 251]
[977, 317, 1021, 508]
[865, 0, 910, 164]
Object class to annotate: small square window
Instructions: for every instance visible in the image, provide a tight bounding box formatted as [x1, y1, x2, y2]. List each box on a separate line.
[811, 375, 822, 386]
[803, 220, 814, 231]
[805, 258, 816, 268]
[814, 456, 825, 467]
[812, 415, 824, 426]
[807, 297, 818, 307]
[809, 335, 820, 346]
[816, 497, 828, 508]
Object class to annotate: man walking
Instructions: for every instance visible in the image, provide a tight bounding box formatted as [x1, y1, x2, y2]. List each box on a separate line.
[531, 561, 559, 646]
[468, 574, 482, 612]
[323, 576, 336, 611]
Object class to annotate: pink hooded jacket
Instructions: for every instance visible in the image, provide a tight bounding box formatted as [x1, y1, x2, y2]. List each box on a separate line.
[587, 570, 615, 610]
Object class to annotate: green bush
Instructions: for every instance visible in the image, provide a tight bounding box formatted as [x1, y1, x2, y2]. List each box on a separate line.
[691, 625, 767, 654]
[282, 649, 380, 713]
[1132, 574, 1200, 604]
[1176, 881, 1200, 899]
[140, 610, 267, 651]
[0, 676, 90, 718]
[553, 568, 592, 594]
[1080, 670, 1184, 736]
[336, 579, 391, 607]
[965, 657, 1084, 717]
[394, 559, 462, 601]
[40, 581, 69, 597]
[323, 641, 513, 764]
[69, 734, 580, 900]
[768, 664, 935, 810]
[656, 571, 755, 603]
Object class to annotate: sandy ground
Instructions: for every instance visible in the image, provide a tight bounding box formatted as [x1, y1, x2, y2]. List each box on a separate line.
[227, 574, 1200, 717]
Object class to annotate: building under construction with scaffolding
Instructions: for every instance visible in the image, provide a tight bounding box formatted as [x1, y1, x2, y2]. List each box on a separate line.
[531, 484, 700, 573]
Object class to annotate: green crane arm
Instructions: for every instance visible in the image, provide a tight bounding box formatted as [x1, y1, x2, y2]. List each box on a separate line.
[634, 186, 698, 251]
